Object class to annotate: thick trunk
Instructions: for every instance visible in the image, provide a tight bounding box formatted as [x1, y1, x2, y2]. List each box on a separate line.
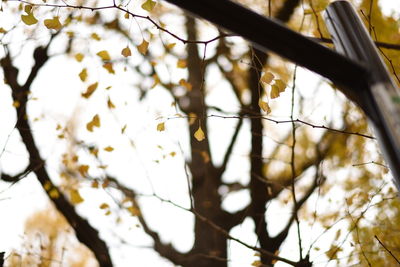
[182, 16, 228, 267]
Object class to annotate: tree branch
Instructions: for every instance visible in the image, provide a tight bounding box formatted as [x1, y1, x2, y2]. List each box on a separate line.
[1, 49, 113, 267]
[273, 166, 324, 246]
[105, 176, 188, 266]
[217, 117, 243, 176]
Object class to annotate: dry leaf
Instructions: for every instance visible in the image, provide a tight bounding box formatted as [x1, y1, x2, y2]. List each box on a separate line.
[189, 113, 197, 125]
[141, 0, 156, 12]
[157, 122, 165, 132]
[79, 68, 87, 82]
[86, 114, 101, 132]
[179, 79, 192, 91]
[81, 82, 98, 98]
[104, 146, 114, 152]
[75, 53, 84, 62]
[99, 203, 109, 209]
[127, 206, 140, 216]
[107, 97, 115, 109]
[166, 43, 176, 50]
[137, 40, 149, 55]
[258, 99, 271, 114]
[44, 16, 62, 30]
[96, 50, 111, 61]
[261, 71, 274, 84]
[78, 165, 89, 177]
[21, 12, 38, 26]
[91, 32, 101, 41]
[177, 59, 187, 68]
[102, 62, 115, 74]
[194, 126, 205, 141]
[70, 189, 84, 204]
[121, 46, 132, 57]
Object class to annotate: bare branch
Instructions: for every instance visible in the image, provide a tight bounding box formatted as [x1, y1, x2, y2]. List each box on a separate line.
[105, 176, 188, 266]
[217, 117, 243, 175]
[374, 235, 400, 264]
[1, 49, 113, 267]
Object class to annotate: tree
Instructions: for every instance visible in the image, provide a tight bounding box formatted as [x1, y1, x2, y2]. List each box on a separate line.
[0, 0, 399, 266]
[6, 207, 96, 267]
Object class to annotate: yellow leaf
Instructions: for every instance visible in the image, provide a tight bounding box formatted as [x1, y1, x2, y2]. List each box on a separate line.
[12, 100, 20, 108]
[96, 50, 111, 61]
[21, 12, 38, 26]
[24, 5, 33, 14]
[121, 46, 132, 57]
[104, 146, 114, 152]
[137, 40, 149, 55]
[251, 260, 262, 267]
[44, 181, 52, 191]
[89, 147, 99, 157]
[274, 79, 286, 92]
[170, 151, 176, 157]
[70, 189, 84, 204]
[44, 16, 62, 30]
[81, 82, 98, 98]
[107, 97, 115, 109]
[0, 28, 7, 34]
[121, 124, 127, 134]
[261, 71, 274, 84]
[271, 79, 286, 99]
[188, 113, 197, 125]
[91, 180, 99, 188]
[92, 115, 100, 127]
[270, 85, 280, 99]
[177, 59, 187, 68]
[99, 203, 109, 209]
[78, 68, 87, 82]
[86, 114, 101, 132]
[127, 206, 140, 216]
[91, 32, 101, 41]
[141, 0, 156, 12]
[179, 79, 192, 91]
[102, 62, 115, 74]
[102, 179, 110, 188]
[78, 164, 89, 177]
[194, 126, 205, 142]
[49, 188, 59, 199]
[75, 53, 84, 62]
[258, 99, 271, 114]
[157, 122, 165, 131]
[166, 43, 176, 50]
[124, 12, 130, 19]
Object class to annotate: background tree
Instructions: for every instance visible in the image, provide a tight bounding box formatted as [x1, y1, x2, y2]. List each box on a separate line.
[0, 0, 399, 266]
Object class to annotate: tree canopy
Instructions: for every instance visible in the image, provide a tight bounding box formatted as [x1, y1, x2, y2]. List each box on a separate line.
[0, 0, 400, 266]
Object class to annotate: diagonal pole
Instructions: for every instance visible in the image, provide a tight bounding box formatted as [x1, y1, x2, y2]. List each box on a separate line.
[325, 1, 400, 188]
[163, 0, 400, 189]
[163, 0, 368, 105]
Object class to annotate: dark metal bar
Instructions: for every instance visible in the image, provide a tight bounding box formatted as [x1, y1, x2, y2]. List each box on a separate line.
[163, 0, 368, 104]
[325, 1, 400, 187]
[163, 0, 400, 186]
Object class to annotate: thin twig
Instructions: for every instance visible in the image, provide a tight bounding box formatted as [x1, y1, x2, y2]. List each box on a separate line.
[8, 0, 232, 46]
[165, 114, 375, 139]
[374, 235, 400, 264]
